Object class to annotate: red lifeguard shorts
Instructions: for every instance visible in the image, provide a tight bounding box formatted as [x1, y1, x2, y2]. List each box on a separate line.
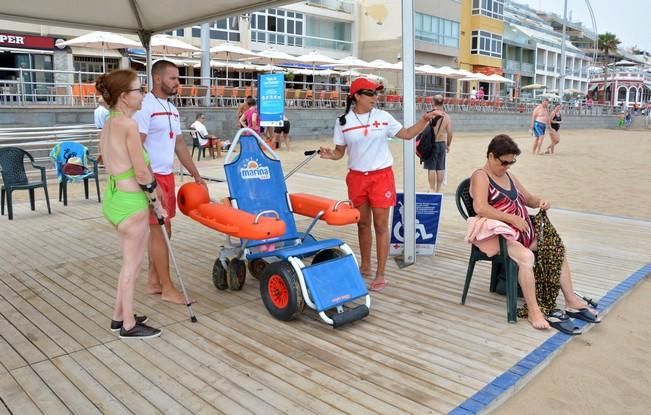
[345, 166, 397, 209]
[149, 173, 177, 225]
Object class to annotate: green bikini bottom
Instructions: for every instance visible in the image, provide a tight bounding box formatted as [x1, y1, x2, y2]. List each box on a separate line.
[102, 186, 149, 226]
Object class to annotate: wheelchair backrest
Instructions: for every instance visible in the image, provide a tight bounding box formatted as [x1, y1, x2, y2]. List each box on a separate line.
[224, 134, 299, 247]
[49, 142, 88, 180]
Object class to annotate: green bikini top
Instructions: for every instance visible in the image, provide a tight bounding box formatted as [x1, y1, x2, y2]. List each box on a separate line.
[110, 151, 150, 181]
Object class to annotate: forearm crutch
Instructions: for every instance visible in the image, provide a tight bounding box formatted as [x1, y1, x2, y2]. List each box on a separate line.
[156, 214, 198, 322]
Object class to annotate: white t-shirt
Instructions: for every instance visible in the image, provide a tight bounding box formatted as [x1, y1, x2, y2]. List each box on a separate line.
[94, 105, 109, 129]
[134, 92, 182, 174]
[190, 120, 209, 146]
[333, 108, 402, 172]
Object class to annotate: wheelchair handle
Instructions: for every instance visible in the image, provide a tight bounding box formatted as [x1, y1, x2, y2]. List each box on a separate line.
[304, 149, 320, 156]
[333, 200, 353, 212]
[254, 210, 280, 224]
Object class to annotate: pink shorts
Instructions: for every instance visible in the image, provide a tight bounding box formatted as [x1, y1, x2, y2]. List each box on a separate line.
[345, 166, 397, 209]
[149, 173, 176, 225]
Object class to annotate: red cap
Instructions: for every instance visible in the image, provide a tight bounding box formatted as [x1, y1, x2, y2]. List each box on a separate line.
[350, 78, 384, 96]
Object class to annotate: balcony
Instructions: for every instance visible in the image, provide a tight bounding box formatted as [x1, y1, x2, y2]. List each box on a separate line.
[305, 0, 354, 14]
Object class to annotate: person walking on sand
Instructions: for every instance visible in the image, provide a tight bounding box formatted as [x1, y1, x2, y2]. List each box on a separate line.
[530, 98, 550, 154]
[422, 95, 453, 193]
[320, 78, 443, 292]
[134, 60, 205, 305]
[546, 104, 562, 154]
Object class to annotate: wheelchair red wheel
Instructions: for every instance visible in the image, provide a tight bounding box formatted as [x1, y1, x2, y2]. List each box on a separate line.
[228, 258, 246, 291]
[260, 261, 304, 321]
[212, 257, 229, 290]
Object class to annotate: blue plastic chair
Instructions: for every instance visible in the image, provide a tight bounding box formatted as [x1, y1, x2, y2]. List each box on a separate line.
[49, 142, 101, 206]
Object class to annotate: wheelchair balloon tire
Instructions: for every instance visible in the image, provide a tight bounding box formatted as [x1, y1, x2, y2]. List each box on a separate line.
[228, 258, 247, 291]
[260, 261, 304, 321]
[248, 259, 267, 280]
[212, 257, 229, 290]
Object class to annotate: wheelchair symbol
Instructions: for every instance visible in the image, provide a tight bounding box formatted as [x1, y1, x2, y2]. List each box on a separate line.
[392, 201, 433, 242]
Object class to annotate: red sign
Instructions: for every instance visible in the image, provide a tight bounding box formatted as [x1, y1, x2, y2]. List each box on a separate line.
[0, 33, 55, 50]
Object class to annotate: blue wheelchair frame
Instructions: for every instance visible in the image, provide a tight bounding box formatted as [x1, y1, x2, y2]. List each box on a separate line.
[218, 128, 370, 327]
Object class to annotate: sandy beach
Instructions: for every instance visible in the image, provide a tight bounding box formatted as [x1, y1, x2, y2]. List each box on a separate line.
[267, 127, 650, 413]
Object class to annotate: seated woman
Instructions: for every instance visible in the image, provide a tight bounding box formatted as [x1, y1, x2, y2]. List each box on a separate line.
[469, 134, 599, 330]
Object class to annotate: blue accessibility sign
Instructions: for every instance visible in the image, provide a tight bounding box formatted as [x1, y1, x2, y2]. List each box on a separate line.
[390, 192, 443, 256]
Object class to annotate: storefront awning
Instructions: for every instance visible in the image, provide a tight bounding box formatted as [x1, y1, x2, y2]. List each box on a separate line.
[0, 46, 53, 54]
[70, 46, 122, 58]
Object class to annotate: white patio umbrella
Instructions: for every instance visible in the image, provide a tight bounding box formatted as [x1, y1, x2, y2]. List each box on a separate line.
[521, 83, 546, 90]
[487, 74, 514, 83]
[251, 47, 299, 71]
[150, 35, 200, 56]
[294, 51, 339, 103]
[59, 31, 141, 72]
[209, 43, 259, 85]
[331, 55, 374, 69]
[367, 59, 402, 71]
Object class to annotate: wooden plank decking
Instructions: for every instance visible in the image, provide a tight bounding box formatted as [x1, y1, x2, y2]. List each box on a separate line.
[0, 171, 649, 414]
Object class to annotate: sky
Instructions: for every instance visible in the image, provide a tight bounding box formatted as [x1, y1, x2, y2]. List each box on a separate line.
[516, 0, 649, 52]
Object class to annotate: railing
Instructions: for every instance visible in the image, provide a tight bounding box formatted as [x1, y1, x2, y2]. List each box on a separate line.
[305, 0, 354, 14]
[0, 124, 100, 181]
[250, 31, 352, 52]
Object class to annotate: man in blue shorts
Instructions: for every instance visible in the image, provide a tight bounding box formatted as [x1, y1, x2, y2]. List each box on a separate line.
[530, 98, 550, 154]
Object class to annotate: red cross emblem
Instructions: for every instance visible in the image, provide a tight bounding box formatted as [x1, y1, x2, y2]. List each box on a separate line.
[372, 120, 381, 128]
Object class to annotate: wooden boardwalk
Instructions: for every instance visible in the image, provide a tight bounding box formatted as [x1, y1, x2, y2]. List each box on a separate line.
[0, 171, 649, 414]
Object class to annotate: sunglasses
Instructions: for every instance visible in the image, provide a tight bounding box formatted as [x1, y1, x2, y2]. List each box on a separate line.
[357, 89, 377, 97]
[496, 156, 517, 166]
[127, 86, 146, 93]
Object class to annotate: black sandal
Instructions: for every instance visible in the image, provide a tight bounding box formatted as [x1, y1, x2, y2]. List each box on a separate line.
[546, 309, 581, 336]
[566, 308, 601, 324]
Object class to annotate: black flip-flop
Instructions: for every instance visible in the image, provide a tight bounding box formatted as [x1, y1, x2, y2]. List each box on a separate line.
[546, 309, 581, 336]
[566, 308, 601, 324]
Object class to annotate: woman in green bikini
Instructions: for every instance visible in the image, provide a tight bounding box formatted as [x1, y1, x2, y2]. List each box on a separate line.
[96, 69, 165, 339]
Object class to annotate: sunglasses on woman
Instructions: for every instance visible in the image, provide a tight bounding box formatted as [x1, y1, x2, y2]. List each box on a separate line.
[496, 156, 517, 166]
[357, 89, 377, 97]
[127, 86, 146, 93]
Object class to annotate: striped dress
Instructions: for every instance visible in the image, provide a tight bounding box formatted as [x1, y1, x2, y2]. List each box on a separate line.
[486, 172, 535, 248]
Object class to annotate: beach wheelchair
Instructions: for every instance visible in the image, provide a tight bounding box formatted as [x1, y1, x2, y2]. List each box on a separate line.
[178, 128, 370, 327]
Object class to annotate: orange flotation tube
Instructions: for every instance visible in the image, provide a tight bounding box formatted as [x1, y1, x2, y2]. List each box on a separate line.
[177, 183, 286, 240]
[289, 193, 360, 225]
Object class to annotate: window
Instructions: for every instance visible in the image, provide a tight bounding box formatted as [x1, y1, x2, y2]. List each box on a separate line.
[192, 17, 240, 42]
[164, 29, 185, 37]
[250, 8, 305, 47]
[74, 57, 119, 81]
[471, 0, 504, 20]
[414, 13, 459, 48]
[470, 30, 502, 58]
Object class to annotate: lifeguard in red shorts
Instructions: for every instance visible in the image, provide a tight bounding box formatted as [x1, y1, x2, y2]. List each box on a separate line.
[320, 78, 444, 291]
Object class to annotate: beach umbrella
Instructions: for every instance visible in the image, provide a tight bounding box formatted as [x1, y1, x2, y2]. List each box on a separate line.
[521, 83, 546, 90]
[367, 59, 402, 71]
[331, 55, 374, 69]
[150, 35, 200, 56]
[59, 31, 141, 72]
[294, 51, 339, 103]
[487, 74, 514, 83]
[209, 43, 259, 85]
[251, 47, 299, 70]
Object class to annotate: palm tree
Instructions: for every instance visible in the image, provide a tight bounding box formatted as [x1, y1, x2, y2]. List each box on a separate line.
[598, 32, 621, 105]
